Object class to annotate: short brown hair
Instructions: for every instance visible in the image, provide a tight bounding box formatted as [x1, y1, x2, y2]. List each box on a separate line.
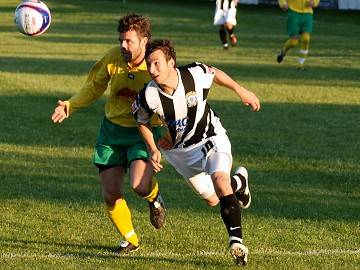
[117, 13, 151, 39]
[145, 39, 177, 66]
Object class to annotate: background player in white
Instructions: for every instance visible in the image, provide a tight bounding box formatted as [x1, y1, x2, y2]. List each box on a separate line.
[214, 0, 239, 49]
[132, 39, 260, 265]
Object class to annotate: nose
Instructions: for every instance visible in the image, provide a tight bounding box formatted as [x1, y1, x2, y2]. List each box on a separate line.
[148, 63, 156, 76]
[120, 40, 127, 49]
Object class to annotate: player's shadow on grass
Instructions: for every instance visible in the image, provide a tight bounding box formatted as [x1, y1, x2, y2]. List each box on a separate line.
[0, 236, 229, 267]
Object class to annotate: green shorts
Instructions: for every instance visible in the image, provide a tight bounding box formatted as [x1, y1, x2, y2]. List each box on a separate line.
[287, 9, 313, 37]
[93, 118, 165, 168]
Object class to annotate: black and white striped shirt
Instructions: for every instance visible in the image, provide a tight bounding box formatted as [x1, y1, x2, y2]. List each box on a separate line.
[132, 62, 226, 149]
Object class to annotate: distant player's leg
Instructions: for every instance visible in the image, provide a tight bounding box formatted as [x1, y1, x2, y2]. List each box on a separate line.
[219, 25, 229, 49]
[298, 32, 310, 70]
[278, 10, 300, 63]
[100, 166, 140, 253]
[225, 3, 238, 46]
[297, 13, 313, 70]
[214, 3, 228, 49]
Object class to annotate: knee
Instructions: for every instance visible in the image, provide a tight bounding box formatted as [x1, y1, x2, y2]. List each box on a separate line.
[204, 194, 220, 207]
[301, 33, 311, 43]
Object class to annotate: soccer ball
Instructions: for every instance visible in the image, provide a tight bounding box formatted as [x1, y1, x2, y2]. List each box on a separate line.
[14, 0, 51, 36]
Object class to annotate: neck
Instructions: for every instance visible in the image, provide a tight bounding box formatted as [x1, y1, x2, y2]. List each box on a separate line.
[160, 69, 178, 95]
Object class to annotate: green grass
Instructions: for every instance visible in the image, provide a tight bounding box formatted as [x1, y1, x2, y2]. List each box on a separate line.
[0, 0, 359, 269]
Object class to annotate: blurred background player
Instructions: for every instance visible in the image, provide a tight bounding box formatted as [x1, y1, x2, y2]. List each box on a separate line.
[277, 0, 320, 70]
[132, 39, 260, 265]
[51, 14, 166, 253]
[214, 0, 239, 49]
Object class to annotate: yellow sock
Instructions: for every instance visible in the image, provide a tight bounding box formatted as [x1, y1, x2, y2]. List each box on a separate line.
[144, 179, 159, 203]
[298, 33, 311, 67]
[107, 199, 139, 246]
[282, 38, 299, 54]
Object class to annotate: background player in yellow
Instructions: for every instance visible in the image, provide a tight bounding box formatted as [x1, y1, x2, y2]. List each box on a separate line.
[51, 14, 166, 253]
[277, 0, 320, 70]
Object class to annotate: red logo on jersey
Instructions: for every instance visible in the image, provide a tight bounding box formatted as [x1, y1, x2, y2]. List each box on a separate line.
[116, 87, 138, 102]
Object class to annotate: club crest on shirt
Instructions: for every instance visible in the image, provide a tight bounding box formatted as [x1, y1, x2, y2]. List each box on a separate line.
[185, 91, 197, 107]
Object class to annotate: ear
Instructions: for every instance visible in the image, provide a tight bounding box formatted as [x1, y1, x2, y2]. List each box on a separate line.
[141, 36, 148, 47]
[169, 58, 175, 68]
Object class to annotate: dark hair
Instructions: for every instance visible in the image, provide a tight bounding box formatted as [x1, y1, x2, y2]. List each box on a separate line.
[117, 13, 151, 39]
[145, 39, 176, 65]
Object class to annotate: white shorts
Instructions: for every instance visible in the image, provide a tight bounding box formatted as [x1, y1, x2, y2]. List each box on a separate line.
[213, 0, 237, 26]
[162, 134, 233, 199]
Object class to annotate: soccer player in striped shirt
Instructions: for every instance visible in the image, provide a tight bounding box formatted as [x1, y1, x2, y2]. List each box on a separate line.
[132, 39, 260, 265]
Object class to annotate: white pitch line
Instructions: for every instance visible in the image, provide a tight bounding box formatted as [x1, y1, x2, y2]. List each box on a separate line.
[1, 249, 359, 259]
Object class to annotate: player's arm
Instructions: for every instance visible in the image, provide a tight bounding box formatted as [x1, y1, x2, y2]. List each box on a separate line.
[51, 55, 110, 124]
[278, 0, 288, 10]
[309, 0, 320, 8]
[138, 122, 163, 173]
[213, 67, 261, 112]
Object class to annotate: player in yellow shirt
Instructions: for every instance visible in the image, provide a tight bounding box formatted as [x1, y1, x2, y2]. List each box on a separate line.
[51, 14, 166, 253]
[277, 0, 320, 70]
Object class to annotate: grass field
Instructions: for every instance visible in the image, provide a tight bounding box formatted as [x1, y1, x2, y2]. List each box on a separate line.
[0, 0, 359, 269]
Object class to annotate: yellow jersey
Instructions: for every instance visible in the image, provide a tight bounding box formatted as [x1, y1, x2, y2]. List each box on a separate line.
[278, 0, 320, 13]
[66, 46, 161, 127]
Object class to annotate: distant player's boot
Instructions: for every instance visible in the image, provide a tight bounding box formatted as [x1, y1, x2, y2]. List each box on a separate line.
[297, 64, 305, 71]
[149, 193, 166, 229]
[223, 43, 229, 50]
[230, 242, 248, 266]
[277, 51, 286, 63]
[234, 167, 251, 209]
[230, 34, 237, 46]
[113, 240, 139, 254]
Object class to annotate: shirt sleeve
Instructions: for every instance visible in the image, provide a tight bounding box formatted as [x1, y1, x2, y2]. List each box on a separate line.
[189, 62, 215, 90]
[131, 87, 153, 124]
[67, 54, 111, 115]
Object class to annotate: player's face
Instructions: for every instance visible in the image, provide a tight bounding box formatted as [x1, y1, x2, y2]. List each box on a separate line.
[119, 30, 147, 64]
[146, 50, 174, 86]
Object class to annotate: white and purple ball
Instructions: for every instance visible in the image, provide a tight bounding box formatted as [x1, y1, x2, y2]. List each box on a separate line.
[14, 0, 51, 36]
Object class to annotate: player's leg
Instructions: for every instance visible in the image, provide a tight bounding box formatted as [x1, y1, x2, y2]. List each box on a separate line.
[129, 159, 166, 229]
[224, 3, 237, 46]
[219, 25, 229, 49]
[99, 165, 140, 252]
[128, 125, 166, 229]
[188, 172, 219, 206]
[297, 13, 313, 70]
[205, 137, 248, 265]
[187, 164, 251, 209]
[231, 167, 251, 209]
[277, 9, 300, 63]
[214, 1, 228, 48]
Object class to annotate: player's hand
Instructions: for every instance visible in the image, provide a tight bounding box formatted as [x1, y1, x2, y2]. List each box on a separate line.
[308, 0, 315, 7]
[51, 100, 68, 123]
[240, 90, 261, 112]
[157, 137, 173, 150]
[281, 3, 288, 11]
[149, 149, 163, 173]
